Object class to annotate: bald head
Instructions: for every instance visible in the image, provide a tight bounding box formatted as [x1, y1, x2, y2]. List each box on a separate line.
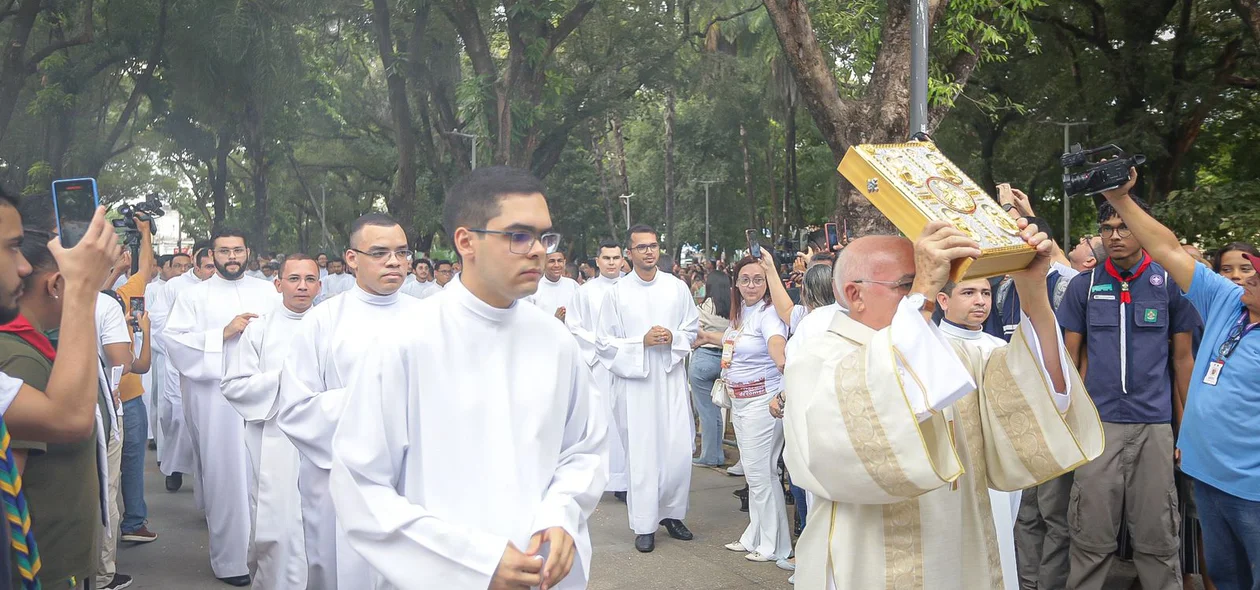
[833, 235, 915, 329]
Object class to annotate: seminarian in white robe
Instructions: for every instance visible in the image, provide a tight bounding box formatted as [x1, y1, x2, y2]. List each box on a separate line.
[222, 307, 310, 589]
[315, 272, 354, 305]
[162, 273, 279, 579]
[398, 279, 441, 300]
[144, 277, 166, 449]
[527, 274, 579, 316]
[784, 298, 1103, 590]
[277, 286, 417, 588]
[595, 269, 699, 534]
[155, 269, 200, 480]
[938, 318, 1024, 590]
[329, 277, 607, 589]
[566, 274, 627, 492]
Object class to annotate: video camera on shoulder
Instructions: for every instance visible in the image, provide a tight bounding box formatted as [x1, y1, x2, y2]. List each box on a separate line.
[1061, 143, 1146, 197]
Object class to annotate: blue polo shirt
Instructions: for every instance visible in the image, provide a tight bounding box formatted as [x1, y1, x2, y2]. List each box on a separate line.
[1178, 263, 1260, 501]
[1058, 259, 1200, 423]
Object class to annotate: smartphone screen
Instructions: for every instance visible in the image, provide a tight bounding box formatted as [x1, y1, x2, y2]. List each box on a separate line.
[745, 229, 761, 259]
[129, 297, 144, 316]
[824, 222, 839, 250]
[51, 178, 98, 248]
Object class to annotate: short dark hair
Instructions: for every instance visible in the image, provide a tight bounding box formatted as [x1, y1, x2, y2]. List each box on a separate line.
[626, 224, 657, 247]
[349, 213, 405, 248]
[317, 252, 328, 258]
[442, 166, 545, 235]
[157, 254, 174, 268]
[328, 257, 344, 265]
[0, 185, 18, 210]
[171, 252, 191, 261]
[434, 259, 454, 270]
[194, 247, 213, 265]
[211, 227, 248, 249]
[1097, 197, 1151, 225]
[597, 239, 621, 254]
[18, 194, 57, 283]
[280, 252, 316, 274]
[413, 257, 432, 272]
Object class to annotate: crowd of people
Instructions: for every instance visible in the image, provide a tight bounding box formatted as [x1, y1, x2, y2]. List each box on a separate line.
[0, 163, 1252, 590]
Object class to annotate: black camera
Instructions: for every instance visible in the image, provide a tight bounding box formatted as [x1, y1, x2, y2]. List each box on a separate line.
[112, 192, 165, 232]
[1061, 144, 1146, 197]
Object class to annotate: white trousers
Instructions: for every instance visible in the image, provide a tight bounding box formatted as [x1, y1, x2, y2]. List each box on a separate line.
[731, 392, 792, 560]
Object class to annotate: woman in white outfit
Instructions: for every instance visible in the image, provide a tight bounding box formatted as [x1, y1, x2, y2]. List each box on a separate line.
[721, 254, 792, 564]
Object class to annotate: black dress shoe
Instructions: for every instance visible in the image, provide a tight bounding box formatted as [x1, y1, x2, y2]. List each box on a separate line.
[733, 486, 749, 499]
[661, 518, 694, 541]
[165, 473, 182, 492]
[613, 491, 627, 502]
[218, 575, 251, 587]
[740, 495, 749, 513]
[635, 533, 655, 553]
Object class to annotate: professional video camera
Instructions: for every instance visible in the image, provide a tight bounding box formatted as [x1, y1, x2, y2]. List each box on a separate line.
[113, 192, 165, 274]
[1061, 144, 1146, 197]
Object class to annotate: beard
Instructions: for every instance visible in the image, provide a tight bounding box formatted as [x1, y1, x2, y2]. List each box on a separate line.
[215, 260, 245, 280]
[0, 301, 18, 325]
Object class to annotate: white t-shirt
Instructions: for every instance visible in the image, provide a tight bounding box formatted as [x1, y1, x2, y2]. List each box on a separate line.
[0, 370, 23, 416]
[95, 291, 131, 363]
[724, 302, 789, 391]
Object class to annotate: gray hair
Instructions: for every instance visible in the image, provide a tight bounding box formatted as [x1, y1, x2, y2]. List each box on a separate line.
[802, 264, 837, 311]
[833, 245, 855, 307]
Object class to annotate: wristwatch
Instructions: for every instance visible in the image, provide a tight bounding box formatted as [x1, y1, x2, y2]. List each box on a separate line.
[907, 292, 936, 313]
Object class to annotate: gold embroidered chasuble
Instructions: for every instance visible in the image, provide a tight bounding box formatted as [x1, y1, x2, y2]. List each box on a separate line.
[783, 308, 1104, 590]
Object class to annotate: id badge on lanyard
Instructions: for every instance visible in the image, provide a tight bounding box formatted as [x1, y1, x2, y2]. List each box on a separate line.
[1205, 309, 1258, 386]
[721, 334, 737, 370]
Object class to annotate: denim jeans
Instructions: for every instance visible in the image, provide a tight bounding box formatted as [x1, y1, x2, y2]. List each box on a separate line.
[1194, 478, 1260, 590]
[688, 347, 725, 466]
[120, 396, 148, 533]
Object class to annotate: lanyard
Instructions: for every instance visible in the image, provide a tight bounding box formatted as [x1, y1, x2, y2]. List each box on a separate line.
[1214, 309, 1260, 364]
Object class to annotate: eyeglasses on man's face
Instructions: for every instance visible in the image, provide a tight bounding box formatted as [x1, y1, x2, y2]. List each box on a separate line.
[630, 243, 660, 255]
[215, 247, 248, 258]
[852, 278, 915, 294]
[1099, 225, 1132, 238]
[467, 229, 561, 255]
[350, 248, 413, 262]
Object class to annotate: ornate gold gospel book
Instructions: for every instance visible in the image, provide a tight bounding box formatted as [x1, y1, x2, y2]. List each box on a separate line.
[838, 141, 1036, 280]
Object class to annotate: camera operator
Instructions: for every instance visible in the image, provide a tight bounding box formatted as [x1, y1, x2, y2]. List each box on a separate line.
[1099, 168, 1260, 590]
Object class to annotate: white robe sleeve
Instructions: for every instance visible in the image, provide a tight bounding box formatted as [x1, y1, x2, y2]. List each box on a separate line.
[147, 284, 171, 356]
[664, 282, 700, 369]
[594, 289, 648, 379]
[564, 290, 599, 368]
[221, 320, 280, 422]
[160, 288, 226, 383]
[329, 344, 510, 588]
[276, 315, 345, 471]
[1017, 311, 1072, 411]
[889, 298, 977, 420]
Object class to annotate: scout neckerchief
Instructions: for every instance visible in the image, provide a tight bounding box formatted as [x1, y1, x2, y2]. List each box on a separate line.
[1104, 253, 1152, 304]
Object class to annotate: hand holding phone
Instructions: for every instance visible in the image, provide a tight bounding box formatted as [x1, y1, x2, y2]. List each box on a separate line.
[824, 222, 840, 251]
[51, 178, 99, 248]
[746, 230, 761, 260]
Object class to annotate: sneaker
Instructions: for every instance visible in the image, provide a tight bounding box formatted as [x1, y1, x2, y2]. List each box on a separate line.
[776, 558, 796, 571]
[745, 552, 774, 562]
[724, 542, 746, 552]
[788, 574, 795, 585]
[121, 525, 158, 543]
[100, 573, 133, 589]
[726, 460, 744, 476]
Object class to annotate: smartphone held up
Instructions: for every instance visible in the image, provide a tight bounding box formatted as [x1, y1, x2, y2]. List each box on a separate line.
[51, 178, 99, 248]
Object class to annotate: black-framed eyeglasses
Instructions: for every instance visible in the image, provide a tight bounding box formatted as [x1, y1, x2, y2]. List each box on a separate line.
[467, 229, 561, 255]
[1099, 225, 1132, 238]
[630, 243, 660, 254]
[215, 247, 248, 257]
[349, 248, 413, 262]
[853, 278, 915, 294]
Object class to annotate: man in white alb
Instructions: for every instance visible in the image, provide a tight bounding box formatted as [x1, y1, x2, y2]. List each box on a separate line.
[221, 254, 320, 589]
[315, 257, 352, 304]
[329, 166, 606, 590]
[566, 239, 628, 497]
[277, 213, 419, 588]
[162, 230, 279, 587]
[595, 224, 699, 553]
[528, 250, 579, 321]
[154, 246, 212, 493]
[400, 257, 441, 299]
[935, 277, 1021, 590]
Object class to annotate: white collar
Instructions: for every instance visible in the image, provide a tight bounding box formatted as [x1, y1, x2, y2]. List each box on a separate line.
[938, 318, 983, 341]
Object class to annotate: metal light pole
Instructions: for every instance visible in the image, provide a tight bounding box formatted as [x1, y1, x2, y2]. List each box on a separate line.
[1042, 119, 1091, 247]
[696, 179, 720, 257]
[447, 131, 478, 170]
[909, 0, 930, 135]
[619, 194, 634, 230]
[320, 185, 329, 251]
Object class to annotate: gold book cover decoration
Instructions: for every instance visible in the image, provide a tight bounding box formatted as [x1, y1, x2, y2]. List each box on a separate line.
[838, 140, 1036, 280]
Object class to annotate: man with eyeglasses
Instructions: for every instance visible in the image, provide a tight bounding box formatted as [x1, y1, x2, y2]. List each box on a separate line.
[221, 254, 321, 589]
[1057, 197, 1199, 590]
[567, 240, 629, 500]
[527, 250, 579, 321]
[596, 224, 699, 554]
[783, 221, 1102, 590]
[433, 259, 455, 287]
[329, 167, 606, 590]
[162, 228, 280, 587]
[400, 258, 441, 299]
[277, 213, 419, 588]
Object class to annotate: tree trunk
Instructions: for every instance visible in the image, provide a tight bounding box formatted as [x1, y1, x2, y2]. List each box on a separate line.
[1235, 0, 1260, 46]
[740, 123, 758, 230]
[0, 0, 42, 144]
[212, 130, 231, 230]
[371, 0, 419, 231]
[245, 100, 269, 255]
[591, 131, 620, 241]
[612, 116, 631, 196]
[663, 90, 677, 251]
[767, 134, 780, 240]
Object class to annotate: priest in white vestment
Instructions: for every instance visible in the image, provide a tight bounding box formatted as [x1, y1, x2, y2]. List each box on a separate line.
[162, 233, 279, 585]
[329, 167, 605, 590]
[935, 277, 1023, 590]
[155, 253, 212, 492]
[528, 250, 579, 320]
[315, 259, 352, 305]
[784, 223, 1103, 590]
[277, 215, 418, 588]
[595, 225, 699, 553]
[565, 240, 627, 493]
[221, 256, 321, 590]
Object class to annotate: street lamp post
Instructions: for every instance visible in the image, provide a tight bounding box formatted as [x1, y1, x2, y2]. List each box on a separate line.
[446, 131, 478, 170]
[1042, 119, 1091, 247]
[696, 179, 720, 257]
[619, 194, 634, 230]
